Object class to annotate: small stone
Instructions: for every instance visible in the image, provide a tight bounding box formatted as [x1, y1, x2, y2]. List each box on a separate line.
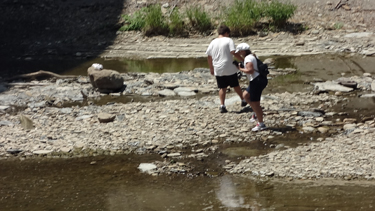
[33, 150, 53, 155]
[167, 153, 181, 157]
[138, 163, 157, 173]
[296, 40, 305, 46]
[61, 147, 71, 153]
[98, 113, 116, 123]
[7, 149, 22, 154]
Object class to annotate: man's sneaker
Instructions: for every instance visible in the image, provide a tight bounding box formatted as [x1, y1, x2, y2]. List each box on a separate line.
[220, 106, 228, 113]
[241, 100, 247, 107]
[249, 114, 257, 123]
[252, 123, 267, 131]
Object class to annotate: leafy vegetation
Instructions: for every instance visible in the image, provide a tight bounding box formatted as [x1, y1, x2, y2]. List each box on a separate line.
[119, 1, 298, 37]
[143, 4, 169, 36]
[265, 0, 297, 27]
[119, 8, 146, 31]
[223, 0, 297, 35]
[223, 0, 263, 36]
[168, 8, 186, 36]
[185, 5, 212, 34]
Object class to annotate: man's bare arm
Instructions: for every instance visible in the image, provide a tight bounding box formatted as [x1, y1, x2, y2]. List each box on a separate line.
[207, 55, 214, 75]
[231, 51, 244, 62]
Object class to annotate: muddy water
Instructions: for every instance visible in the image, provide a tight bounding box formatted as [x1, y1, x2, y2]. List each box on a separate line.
[1, 152, 375, 211]
[2, 54, 375, 210]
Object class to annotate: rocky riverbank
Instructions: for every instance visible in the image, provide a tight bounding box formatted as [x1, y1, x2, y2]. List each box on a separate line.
[1, 64, 375, 180]
[1, 0, 375, 181]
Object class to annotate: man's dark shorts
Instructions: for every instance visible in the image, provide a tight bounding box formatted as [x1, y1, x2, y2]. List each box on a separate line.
[246, 75, 268, 102]
[216, 73, 239, 89]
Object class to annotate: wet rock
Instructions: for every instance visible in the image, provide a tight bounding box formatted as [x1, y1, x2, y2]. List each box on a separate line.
[297, 111, 324, 117]
[7, 149, 22, 154]
[138, 163, 157, 173]
[361, 49, 375, 56]
[360, 94, 375, 98]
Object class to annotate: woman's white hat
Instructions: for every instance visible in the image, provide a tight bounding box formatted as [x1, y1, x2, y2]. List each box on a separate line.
[235, 43, 250, 53]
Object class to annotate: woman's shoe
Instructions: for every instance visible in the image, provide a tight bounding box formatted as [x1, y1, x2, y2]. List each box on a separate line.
[252, 123, 267, 131]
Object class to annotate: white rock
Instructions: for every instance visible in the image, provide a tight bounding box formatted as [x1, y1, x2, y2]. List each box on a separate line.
[33, 150, 53, 155]
[138, 163, 157, 173]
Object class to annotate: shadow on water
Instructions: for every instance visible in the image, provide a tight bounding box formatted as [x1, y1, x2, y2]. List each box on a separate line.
[0, 0, 125, 78]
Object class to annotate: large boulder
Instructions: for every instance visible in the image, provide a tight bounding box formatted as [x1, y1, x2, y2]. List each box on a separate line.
[87, 65, 124, 93]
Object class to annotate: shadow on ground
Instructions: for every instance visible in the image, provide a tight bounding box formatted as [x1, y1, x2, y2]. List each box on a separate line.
[0, 0, 126, 79]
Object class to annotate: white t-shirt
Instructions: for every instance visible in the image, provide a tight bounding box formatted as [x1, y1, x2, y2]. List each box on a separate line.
[205, 37, 238, 76]
[244, 54, 260, 81]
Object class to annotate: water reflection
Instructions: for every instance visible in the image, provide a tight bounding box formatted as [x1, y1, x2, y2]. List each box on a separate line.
[1, 155, 375, 210]
[62, 57, 209, 75]
[216, 175, 254, 210]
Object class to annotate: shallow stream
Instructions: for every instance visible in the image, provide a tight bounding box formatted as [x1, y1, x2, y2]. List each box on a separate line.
[1, 54, 375, 210]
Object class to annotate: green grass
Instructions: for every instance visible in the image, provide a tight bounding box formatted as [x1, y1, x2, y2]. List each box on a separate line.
[265, 0, 297, 27]
[185, 5, 212, 34]
[118, 1, 297, 37]
[223, 0, 263, 36]
[222, 0, 297, 35]
[168, 8, 185, 36]
[119, 8, 147, 31]
[143, 4, 169, 36]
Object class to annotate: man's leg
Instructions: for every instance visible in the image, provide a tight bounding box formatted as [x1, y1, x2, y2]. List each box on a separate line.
[219, 87, 227, 106]
[233, 86, 244, 101]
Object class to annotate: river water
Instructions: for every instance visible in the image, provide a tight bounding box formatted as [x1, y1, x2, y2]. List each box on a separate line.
[1, 54, 375, 210]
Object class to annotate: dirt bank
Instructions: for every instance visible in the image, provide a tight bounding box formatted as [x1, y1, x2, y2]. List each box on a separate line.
[0, 0, 375, 61]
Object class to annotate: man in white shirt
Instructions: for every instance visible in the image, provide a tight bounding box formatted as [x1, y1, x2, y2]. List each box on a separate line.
[206, 25, 246, 113]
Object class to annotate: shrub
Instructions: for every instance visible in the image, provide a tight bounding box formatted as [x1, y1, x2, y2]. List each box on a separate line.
[185, 5, 212, 34]
[144, 4, 169, 36]
[223, 0, 263, 36]
[168, 8, 186, 36]
[119, 8, 146, 31]
[265, 0, 297, 27]
[222, 0, 297, 35]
